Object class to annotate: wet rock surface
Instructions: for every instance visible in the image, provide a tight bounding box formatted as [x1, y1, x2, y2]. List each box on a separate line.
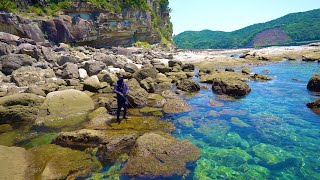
[121, 132, 201, 178]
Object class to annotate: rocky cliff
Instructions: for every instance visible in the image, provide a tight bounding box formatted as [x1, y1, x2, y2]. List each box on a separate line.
[0, 0, 172, 48]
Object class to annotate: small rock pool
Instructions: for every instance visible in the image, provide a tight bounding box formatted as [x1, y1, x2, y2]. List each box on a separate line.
[164, 61, 320, 179]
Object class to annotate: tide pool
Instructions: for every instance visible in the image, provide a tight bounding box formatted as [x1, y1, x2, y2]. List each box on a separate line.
[165, 61, 320, 179]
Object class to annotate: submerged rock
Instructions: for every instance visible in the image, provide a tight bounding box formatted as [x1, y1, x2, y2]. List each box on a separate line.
[307, 74, 320, 92]
[212, 78, 251, 97]
[252, 143, 291, 166]
[121, 132, 201, 178]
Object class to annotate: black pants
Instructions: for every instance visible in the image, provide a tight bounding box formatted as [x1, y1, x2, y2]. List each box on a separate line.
[117, 97, 127, 121]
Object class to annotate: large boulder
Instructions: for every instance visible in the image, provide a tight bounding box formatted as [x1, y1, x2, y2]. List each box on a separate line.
[126, 79, 149, 107]
[177, 79, 200, 92]
[0, 93, 44, 125]
[12, 66, 55, 87]
[83, 75, 101, 92]
[134, 67, 158, 81]
[212, 78, 251, 97]
[307, 74, 320, 92]
[121, 133, 201, 178]
[84, 61, 106, 76]
[0, 54, 36, 75]
[61, 63, 79, 79]
[35, 89, 94, 128]
[53, 129, 139, 163]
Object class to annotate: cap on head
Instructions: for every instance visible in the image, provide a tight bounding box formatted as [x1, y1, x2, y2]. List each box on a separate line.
[118, 75, 124, 79]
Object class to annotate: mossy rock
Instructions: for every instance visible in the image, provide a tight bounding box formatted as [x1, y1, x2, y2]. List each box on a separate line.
[0, 93, 44, 106]
[140, 107, 163, 116]
[200, 71, 249, 83]
[35, 89, 94, 128]
[0, 93, 44, 125]
[104, 116, 175, 133]
[147, 93, 166, 108]
[176, 79, 200, 92]
[126, 78, 149, 107]
[242, 164, 270, 179]
[121, 132, 201, 178]
[28, 144, 102, 179]
[86, 107, 114, 129]
[212, 78, 251, 97]
[53, 129, 138, 163]
[0, 124, 12, 133]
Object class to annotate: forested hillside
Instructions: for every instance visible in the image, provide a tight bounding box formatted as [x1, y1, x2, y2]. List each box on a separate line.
[174, 8, 320, 49]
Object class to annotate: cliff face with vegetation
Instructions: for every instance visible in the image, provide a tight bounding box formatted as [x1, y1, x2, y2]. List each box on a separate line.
[174, 8, 320, 49]
[0, 0, 173, 47]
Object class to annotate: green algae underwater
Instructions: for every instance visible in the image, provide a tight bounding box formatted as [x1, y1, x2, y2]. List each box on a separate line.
[164, 61, 320, 179]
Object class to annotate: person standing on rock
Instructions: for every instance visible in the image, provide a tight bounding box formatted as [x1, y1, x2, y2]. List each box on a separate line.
[114, 75, 129, 123]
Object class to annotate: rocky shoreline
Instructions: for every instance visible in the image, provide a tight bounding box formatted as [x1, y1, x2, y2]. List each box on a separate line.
[0, 31, 320, 179]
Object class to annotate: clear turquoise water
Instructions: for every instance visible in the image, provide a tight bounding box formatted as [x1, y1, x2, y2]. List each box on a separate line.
[165, 61, 320, 179]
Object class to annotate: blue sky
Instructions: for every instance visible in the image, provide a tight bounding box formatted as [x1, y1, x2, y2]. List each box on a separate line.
[169, 0, 320, 35]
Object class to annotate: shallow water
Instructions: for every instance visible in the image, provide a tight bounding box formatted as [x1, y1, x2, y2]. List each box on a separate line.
[165, 61, 320, 179]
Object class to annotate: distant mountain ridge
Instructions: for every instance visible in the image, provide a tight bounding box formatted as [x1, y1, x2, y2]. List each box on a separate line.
[173, 8, 320, 49]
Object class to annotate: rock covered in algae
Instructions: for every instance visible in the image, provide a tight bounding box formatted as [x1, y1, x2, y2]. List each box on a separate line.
[147, 93, 166, 108]
[35, 89, 94, 128]
[126, 78, 149, 107]
[85, 107, 114, 129]
[53, 129, 138, 163]
[212, 78, 251, 97]
[252, 143, 292, 165]
[0, 93, 44, 125]
[121, 132, 201, 178]
[86, 115, 175, 133]
[176, 79, 201, 92]
[28, 144, 102, 179]
[0, 144, 102, 180]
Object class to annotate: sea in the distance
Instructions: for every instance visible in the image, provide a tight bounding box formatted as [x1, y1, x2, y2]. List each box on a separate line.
[163, 60, 320, 179]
